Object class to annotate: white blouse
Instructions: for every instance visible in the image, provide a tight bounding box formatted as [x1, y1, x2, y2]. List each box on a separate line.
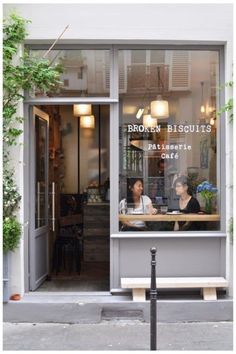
[119, 195, 152, 228]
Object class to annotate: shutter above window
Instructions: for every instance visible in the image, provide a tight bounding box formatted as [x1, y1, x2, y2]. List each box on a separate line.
[168, 51, 191, 91]
[104, 51, 127, 93]
[119, 52, 127, 93]
[104, 51, 110, 92]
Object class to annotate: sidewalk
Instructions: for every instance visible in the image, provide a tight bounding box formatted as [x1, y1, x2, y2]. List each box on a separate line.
[3, 320, 233, 351]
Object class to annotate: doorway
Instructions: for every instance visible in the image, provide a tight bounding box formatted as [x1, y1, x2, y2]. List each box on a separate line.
[29, 104, 110, 292]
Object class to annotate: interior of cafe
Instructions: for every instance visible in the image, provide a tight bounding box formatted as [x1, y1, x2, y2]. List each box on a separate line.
[118, 49, 219, 232]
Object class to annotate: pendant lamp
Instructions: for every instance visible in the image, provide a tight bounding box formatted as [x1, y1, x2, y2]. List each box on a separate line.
[151, 95, 169, 118]
[143, 110, 158, 128]
[200, 81, 205, 114]
[150, 67, 169, 119]
[210, 117, 215, 126]
[73, 104, 92, 116]
[80, 115, 95, 129]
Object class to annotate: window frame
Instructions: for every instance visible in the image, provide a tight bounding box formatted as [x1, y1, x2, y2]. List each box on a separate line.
[24, 44, 226, 238]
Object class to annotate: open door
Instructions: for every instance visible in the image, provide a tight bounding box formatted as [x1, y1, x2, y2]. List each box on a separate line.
[29, 107, 49, 290]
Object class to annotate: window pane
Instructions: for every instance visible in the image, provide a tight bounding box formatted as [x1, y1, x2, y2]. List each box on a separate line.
[119, 50, 220, 232]
[35, 116, 47, 228]
[29, 50, 110, 97]
[150, 50, 165, 64]
[131, 50, 146, 63]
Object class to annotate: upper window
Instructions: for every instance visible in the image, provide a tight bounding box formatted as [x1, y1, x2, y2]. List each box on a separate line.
[118, 49, 220, 232]
[29, 49, 110, 97]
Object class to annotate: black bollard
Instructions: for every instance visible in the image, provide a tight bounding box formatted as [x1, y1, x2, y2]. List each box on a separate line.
[150, 247, 157, 351]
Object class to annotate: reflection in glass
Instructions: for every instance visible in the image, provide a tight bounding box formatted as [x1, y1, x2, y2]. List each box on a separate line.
[30, 50, 110, 97]
[35, 116, 47, 228]
[119, 50, 220, 232]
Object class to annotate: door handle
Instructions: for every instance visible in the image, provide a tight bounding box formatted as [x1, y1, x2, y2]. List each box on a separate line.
[37, 182, 40, 228]
[51, 182, 56, 232]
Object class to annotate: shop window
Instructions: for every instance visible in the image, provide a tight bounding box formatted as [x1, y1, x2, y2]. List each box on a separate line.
[29, 49, 110, 97]
[119, 49, 220, 232]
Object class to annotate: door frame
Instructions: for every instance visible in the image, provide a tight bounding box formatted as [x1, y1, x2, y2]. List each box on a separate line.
[24, 101, 115, 292]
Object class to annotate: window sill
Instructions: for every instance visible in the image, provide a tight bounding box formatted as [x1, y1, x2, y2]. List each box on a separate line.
[111, 232, 227, 238]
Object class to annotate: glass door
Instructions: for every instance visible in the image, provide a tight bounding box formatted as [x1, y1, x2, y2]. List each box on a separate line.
[29, 107, 49, 290]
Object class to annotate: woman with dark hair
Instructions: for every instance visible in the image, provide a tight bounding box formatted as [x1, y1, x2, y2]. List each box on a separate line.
[173, 175, 200, 231]
[119, 178, 157, 231]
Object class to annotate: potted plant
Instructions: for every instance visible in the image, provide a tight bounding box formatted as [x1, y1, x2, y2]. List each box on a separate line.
[196, 181, 217, 214]
[3, 217, 21, 254]
[3, 217, 22, 302]
[3, 165, 22, 302]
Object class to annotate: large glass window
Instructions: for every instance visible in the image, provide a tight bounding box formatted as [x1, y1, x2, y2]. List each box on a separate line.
[29, 49, 110, 97]
[119, 50, 220, 232]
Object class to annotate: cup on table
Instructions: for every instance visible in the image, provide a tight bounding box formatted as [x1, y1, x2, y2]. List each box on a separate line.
[160, 205, 168, 214]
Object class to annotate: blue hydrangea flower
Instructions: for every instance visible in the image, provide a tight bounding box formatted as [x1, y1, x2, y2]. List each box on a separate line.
[196, 181, 217, 198]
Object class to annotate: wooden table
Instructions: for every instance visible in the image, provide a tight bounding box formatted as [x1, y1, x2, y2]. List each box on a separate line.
[119, 213, 220, 222]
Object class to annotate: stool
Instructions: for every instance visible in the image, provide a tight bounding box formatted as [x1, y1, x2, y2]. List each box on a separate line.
[52, 236, 81, 274]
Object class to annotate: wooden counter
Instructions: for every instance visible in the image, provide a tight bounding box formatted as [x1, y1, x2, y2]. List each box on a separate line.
[119, 213, 220, 222]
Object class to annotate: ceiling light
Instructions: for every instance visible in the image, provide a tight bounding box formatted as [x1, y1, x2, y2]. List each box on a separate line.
[143, 113, 158, 128]
[73, 104, 92, 116]
[150, 66, 169, 118]
[136, 108, 144, 119]
[210, 117, 215, 126]
[151, 95, 169, 118]
[200, 81, 205, 114]
[80, 115, 95, 129]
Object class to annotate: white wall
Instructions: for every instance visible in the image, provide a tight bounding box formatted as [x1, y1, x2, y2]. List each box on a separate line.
[3, 4, 233, 44]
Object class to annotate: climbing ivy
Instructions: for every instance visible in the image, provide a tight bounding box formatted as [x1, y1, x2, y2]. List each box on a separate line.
[217, 81, 233, 123]
[3, 13, 63, 252]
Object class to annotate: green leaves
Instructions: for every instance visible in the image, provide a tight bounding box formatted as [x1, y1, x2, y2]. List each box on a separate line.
[3, 13, 29, 61]
[3, 217, 22, 253]
[3, 167, 21, 218]
[3, 12, 64, 252]
[217, 81, 233, 123]
[21, 54, 63, 93]
[3, 12, 63, 150]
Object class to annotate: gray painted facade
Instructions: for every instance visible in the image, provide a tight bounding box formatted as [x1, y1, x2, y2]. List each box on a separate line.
[2, 4, 233, 309]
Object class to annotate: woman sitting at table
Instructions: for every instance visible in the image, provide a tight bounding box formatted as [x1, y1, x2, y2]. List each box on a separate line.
[173, 175, 201, 231]
[119, 178, 157, 231]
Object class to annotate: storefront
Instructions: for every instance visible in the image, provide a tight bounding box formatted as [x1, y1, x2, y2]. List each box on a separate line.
[3, 4, 233, 302]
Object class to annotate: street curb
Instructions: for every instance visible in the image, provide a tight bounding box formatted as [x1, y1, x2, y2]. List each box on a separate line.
[3, 298, 233, 324]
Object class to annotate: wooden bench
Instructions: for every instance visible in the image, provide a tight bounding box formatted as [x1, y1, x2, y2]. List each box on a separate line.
[121, 277, 228, 302]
